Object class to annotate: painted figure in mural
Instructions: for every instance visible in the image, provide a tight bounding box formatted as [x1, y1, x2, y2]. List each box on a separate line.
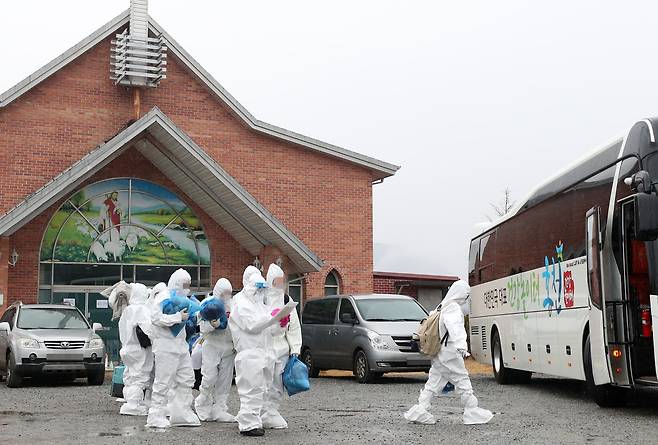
[262, 263, 302, 430]
[404, 280, 494, 426]
[145, 269, 201, 428]
[230, 266, 295, 437]
[194, 278, 236, 422]
[102, 191, 123, 243]
[117, 283, 154, 416]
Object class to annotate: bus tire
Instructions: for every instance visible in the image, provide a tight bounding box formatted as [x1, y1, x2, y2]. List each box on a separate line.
[492, 329, 514, 384]
[583, 332, 628, 407]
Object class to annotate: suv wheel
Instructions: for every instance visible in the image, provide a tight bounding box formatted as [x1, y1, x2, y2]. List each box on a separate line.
[301, 349, 320, 378]
[6, 352, 23, 388]
[87, 369, 105, 386]
[354, 350, 378, 384]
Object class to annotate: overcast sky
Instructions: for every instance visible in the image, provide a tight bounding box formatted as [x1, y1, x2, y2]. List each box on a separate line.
[3, 1, 658, 278]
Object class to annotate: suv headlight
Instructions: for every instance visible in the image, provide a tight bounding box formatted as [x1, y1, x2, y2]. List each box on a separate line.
[89, 338, 104, 349]
[19, 338, 39, 349]
[366, 330, 389, 350]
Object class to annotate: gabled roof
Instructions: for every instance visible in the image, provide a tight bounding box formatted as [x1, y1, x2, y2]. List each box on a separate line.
[0, 107, 323, 273]
[0, 9, 399, 180]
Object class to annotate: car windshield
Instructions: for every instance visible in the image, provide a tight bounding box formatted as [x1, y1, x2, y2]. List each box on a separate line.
[17, 308, 89, 329]
[355, 298, 428, 322]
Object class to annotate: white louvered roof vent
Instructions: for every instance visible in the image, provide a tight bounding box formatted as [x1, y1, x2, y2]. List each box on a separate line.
[111, 0, 167, 87]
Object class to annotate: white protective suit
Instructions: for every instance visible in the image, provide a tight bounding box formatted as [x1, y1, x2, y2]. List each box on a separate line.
[118, 283, 153, 416]
[229, 266, 278, 433]
[145, 269, 200, 428]
[404, 280, 494, 425]
[194, 278, 237, 422]
[262, 264, 302, 429]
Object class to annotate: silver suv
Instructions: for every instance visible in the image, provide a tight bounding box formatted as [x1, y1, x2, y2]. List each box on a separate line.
[0, 302, 106, 387]
[301, 294, 431, 383]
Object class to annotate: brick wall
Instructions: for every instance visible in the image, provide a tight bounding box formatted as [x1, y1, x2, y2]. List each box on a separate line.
[0, 31, 376, 304]
[373, 276, 419, 299]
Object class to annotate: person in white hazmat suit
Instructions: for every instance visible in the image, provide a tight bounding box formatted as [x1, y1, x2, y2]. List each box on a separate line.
[194, 278, 237, 422]
[230, 266, 295, 437]
[261, 263, 302, 429]
[118, 283, 153, 416]
[404, 280, 494, 425]
[145, 269, 201, 428]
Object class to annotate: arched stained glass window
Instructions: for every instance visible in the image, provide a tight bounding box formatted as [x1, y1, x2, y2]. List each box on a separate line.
[40, 178, 211, 288]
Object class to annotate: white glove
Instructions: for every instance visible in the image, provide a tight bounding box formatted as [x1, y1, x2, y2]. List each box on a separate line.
[457, 348, 470, 358]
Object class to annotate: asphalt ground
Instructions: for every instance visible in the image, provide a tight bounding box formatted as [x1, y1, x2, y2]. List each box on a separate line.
[1, 361, 657, 444]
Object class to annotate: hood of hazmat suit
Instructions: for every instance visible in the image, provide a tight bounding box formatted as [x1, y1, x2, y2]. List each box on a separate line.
[168, 268, 192, 298]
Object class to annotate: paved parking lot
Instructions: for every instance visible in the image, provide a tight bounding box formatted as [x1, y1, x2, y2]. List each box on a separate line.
[1, 363, 658, 444]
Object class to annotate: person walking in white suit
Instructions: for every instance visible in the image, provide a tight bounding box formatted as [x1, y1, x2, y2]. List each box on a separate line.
[404, 280, 494, 425]
[117, 282, 153, 416]
[262, 263, 302, 429]
[195, 278, 237, 422]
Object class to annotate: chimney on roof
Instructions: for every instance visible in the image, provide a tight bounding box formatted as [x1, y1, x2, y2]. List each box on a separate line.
[111, 0, 167, 89]
[129, 0, 149, 43]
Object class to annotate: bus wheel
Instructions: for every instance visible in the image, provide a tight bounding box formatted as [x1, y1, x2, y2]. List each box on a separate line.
[583, 332, 628, 407]
[492, 329, 513, 384]
[491, 330, 530, 384]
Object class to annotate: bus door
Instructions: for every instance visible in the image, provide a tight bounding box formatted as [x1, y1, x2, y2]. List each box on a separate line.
[586, 207, 614, 385]
[621, 199, 657, 384]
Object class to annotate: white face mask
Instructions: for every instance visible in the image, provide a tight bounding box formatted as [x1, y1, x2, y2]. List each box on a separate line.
[178, 288, 190, 298]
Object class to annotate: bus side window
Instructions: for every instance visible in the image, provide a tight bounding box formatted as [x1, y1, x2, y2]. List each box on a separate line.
[478, 232, 497, 283]
[469, 238, 480, 284]
[586, 208, 603, 309]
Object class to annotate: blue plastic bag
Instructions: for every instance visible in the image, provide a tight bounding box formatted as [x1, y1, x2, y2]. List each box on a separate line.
[199, 298, 228, 329]
[161, 291, 201, 337]
[283, 355, 310, 396]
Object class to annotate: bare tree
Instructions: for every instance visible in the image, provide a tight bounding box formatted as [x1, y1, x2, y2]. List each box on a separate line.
[487, 188, 514, 221]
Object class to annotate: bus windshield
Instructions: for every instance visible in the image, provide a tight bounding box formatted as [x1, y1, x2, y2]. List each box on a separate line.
[355, 298, 428, 322]
[17, 308, 89, 329]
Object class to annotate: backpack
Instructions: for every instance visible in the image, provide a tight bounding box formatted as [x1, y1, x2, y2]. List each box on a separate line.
[414, 308, 449, 356]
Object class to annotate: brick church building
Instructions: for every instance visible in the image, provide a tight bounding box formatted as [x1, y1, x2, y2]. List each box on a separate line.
[0, 3, 398, 350]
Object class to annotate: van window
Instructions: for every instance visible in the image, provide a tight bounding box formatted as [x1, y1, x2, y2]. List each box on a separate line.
[339, 299, 357, 323]
[355, 298, 427, 322]
[302, 299, 338, 325]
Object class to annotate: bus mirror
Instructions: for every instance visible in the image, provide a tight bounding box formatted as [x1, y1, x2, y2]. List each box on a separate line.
[634, 193, 658, 241]
[625, 170, 653, 194]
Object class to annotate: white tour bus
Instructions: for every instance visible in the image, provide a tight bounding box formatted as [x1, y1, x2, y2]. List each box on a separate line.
[468, 118, 658, 406]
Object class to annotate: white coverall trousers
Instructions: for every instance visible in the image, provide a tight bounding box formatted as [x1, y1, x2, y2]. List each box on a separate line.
[405, 348, 494, 425]
[120, 346, 153, 416]
[146, 347, 198, 428]
[262, 350, 288, 427]
[194, 341, 236, 421]
[235, 349, 274, 432]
